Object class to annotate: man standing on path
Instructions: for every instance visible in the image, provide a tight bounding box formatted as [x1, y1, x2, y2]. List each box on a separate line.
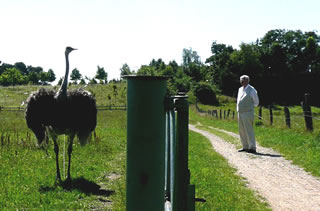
[237, 75, 259, 153]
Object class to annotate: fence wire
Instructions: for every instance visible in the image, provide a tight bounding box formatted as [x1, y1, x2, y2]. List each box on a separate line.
[195, 103, 320, 131]
[0, 105, 126, 112]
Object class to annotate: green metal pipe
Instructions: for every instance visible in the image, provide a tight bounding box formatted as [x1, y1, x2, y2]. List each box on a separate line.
[165, 97, 175, 201]
[126, 76, 168, 211]
[169, 108, 176, 205]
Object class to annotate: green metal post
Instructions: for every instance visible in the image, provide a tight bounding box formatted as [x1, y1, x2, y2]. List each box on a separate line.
[126, 76, 168, 211]
[172, 94, 190, 211]
[169, 105, 176, 206]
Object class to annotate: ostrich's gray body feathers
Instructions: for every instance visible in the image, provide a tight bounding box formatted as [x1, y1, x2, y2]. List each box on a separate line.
[25, 88, 97, 145]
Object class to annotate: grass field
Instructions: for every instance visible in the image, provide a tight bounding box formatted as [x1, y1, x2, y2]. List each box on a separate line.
[1, 84, 317, 209]
[0, 109, 127, 209]
[0, 84, 127, 209]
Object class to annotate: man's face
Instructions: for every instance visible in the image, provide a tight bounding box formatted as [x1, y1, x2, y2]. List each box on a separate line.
[240, 79, 248, 87]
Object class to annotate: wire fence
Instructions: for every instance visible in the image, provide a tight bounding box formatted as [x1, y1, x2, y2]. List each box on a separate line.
[0, 105, 127, 112]
[195, 102, 320, 132]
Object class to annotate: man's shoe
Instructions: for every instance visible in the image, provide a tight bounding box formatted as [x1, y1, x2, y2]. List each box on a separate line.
[238, 149, 248, 152]
[248, 149, 256, 153]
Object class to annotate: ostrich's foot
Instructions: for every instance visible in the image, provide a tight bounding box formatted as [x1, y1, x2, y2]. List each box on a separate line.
[65, 176, 72, 184]
[62, 176, 73, 190]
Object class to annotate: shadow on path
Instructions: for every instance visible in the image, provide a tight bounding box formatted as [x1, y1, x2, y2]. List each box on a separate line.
[253, 152, 282, 157]
[39, 177, 115, 197]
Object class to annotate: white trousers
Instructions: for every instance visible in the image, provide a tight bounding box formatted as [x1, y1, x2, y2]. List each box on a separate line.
[238, 111, 256, 150]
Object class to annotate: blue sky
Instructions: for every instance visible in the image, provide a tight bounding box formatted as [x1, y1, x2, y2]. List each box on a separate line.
[1, 0, 319, 82]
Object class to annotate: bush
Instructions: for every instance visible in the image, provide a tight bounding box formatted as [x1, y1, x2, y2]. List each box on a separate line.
[194, 82, 219, 105]
[187, 90, 196, 104]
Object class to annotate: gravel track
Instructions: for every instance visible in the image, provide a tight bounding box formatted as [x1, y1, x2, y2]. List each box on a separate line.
[189, 124, 320, 210]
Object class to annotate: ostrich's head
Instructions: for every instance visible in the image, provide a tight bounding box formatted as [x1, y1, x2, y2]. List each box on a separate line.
[65, 46, 77, 55]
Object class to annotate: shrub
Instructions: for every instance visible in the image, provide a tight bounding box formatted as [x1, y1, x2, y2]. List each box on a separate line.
[194, 82, 219, 105]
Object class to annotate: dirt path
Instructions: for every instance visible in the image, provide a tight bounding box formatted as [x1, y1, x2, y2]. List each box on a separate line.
[189, 124, 320, 211]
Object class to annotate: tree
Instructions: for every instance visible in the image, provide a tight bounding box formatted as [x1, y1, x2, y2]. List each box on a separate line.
[0, 67, 27, 86]
[14, 62, 28, 75]
[27, 66, 43, 74]
[137, 65, 157, 76]
[95, 66, 108, 83]
[57, 77, 63, 85]
[28, 71, 40, 84]
[150, 58, 166, 70]
[79, 78, 86, 85]
[89, 78, 98, 85]
[0, 63, 13, 75]
[205, 41, 235, 93]
[168, 60, 179, 72]
[182, 48, 201, 67]
[70, 68, 82, 84]
[120, 63, 132, 77]
[46, 69, 56, 83]
[39, 72, 49, 85]
[194, 82, 218, 105]
[174, 68, 192, 93]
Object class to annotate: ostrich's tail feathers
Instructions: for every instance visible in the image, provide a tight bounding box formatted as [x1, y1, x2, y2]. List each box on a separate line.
[25, 88, 55, 145]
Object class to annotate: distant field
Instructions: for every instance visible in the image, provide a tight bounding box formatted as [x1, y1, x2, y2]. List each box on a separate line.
[0, 83, 127, 107]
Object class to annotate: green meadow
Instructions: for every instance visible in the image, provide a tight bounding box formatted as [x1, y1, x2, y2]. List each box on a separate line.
[2, 84, 318, 210]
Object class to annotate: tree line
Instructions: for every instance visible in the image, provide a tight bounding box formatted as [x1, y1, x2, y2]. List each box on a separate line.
[0, 61, 109, 86]
[2, 29, 319, 106]
[120, 29, 320, 106]
[206, 29, 320, 106]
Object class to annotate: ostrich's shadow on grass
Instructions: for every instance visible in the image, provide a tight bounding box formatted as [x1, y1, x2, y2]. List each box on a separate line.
[39, 177, 115, 197]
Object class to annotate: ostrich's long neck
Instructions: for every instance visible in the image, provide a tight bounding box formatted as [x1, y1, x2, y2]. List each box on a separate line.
[57, 52, 69, 97]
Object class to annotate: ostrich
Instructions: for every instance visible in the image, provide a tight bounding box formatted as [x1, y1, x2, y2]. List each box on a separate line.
[25, 47, 97, 183]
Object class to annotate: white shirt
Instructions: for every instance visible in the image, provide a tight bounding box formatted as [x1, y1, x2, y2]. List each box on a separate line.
[237, 84, 259, 112]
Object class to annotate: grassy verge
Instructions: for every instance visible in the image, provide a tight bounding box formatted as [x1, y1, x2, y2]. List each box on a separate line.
[189, 131, 270, 210]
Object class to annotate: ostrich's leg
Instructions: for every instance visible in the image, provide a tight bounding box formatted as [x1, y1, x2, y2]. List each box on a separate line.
[53, 137, 61, 181]
[66, 134, 75, 182]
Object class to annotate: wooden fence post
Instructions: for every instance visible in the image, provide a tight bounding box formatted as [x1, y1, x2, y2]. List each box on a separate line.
[258, 106, 262, 120]
[219, 109, 222, 119]
[232, 111, 235, 119]
[213, 110, 218, 118]
[302, 93, 313, 131]
[269, 105, 273, 126]
[227, 109, 231, 118]
[284, 106, 291, 128]
[224, 110, 226, 119]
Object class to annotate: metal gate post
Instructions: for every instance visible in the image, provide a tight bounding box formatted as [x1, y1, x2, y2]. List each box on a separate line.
[172, 94, 190, 211]
[126, 76, 168, 211]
